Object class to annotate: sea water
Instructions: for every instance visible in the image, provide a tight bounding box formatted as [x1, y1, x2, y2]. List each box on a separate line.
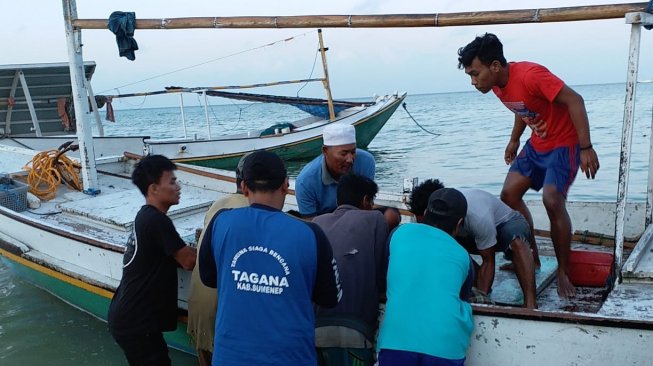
[102, 83, 653, 201]
[1, 83, 652, 364]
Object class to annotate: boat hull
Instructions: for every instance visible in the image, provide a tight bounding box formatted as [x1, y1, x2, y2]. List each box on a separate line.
[0, 247, 195, 355]
[147, 93, 406, 170]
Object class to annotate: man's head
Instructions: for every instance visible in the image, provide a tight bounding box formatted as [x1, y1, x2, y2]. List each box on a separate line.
[423, 188, 467, 236]
[457, 33, 507, 94]
[132, 154, 180, 208]
[322, 123, 357, 180]
[241, 150, 288, 193]
[408, 179, 445, 222]
[336, 173, 378, 210]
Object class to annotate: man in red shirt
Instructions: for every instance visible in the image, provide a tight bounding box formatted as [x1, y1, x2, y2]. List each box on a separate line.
[457, 33, 600, 298]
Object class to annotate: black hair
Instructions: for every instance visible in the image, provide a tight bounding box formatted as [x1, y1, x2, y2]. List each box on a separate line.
[457, 33, 507, 69]
[336, 173, 378, 208]
[244, 178, 285, 193]
[131, 154, 177, 196]
[407, 179, 445, 216]
[423, 213, 462, 235]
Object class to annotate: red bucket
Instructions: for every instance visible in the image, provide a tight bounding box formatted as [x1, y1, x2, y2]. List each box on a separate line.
[568, 250, 614, 287]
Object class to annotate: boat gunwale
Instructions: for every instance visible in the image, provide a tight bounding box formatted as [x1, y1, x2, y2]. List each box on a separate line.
[471, 302, 653, 331]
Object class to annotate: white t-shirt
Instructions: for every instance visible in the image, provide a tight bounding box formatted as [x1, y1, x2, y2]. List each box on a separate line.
[458, 188, 516, 251]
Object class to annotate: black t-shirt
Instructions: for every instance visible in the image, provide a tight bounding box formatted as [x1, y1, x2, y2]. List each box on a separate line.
[108, 205, 186, 335]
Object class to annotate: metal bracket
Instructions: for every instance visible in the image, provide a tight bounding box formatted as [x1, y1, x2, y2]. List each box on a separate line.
[625, 11, 653, 26]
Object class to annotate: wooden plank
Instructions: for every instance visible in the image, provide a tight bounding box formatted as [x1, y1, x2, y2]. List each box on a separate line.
[72, 3, 649, 29]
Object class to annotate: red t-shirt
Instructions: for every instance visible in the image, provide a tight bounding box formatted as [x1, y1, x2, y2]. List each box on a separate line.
[492, 62, 578, 151]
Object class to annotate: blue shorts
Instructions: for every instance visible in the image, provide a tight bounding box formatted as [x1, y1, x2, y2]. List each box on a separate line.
[378, 349, 465, 366]
[509, 140, 579, 198]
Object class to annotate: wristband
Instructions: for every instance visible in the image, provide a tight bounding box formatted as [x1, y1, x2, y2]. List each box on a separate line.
[580, 144, 593, 151]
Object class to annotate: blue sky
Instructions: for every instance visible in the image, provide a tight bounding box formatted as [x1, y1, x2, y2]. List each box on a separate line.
[2, 1, 652, 108]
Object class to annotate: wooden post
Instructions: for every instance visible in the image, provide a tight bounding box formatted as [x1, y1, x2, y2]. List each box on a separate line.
[4, 71, 19, 135]
[614, 12, 646, 286]
[318, 29, 335, 121]
[18, 71, 42, 137]
[85, 77, 105, 137]
[203, 90, 212, 139]
[62, 0, 99, 194]
[179, 93, 188, 139]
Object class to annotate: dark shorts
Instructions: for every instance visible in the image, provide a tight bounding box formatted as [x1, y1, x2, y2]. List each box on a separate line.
[378, 349, 465, 366]
[496, 212, 531, 252]
[510, 140, 579, 198]
[111, 331, 171, 366]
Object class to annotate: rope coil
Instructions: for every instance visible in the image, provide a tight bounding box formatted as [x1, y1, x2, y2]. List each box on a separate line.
[24, 142, 83, 201]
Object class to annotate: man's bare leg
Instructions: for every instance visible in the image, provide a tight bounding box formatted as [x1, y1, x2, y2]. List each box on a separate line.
[542, 185, 575, 298]
[501, 172, 541, 269]
[509, 238, 537, 308]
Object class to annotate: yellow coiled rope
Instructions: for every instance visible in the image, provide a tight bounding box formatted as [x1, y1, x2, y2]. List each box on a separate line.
[24, 142, 83, 200]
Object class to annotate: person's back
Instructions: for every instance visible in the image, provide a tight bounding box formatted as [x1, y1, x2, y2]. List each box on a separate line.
[210, 206, 330, 365]
[199, 150, 341, 366]
[188, 154, 251, 365]
[378, 223, 473, 360]
[378, 188, 474, 365]
[313, 206, 387, 333]
[458, 188, 515, 241]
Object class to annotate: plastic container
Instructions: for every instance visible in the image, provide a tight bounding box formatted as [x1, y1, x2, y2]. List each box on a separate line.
[0, 177, 29, 212]
[569, 250, 614, 287]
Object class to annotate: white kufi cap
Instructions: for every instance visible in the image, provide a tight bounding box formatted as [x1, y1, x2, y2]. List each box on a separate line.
[322, 123, 356, 146]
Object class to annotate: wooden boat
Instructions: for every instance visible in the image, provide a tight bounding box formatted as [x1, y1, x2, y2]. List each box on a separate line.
[0, 51, 405, 172]
[1, 1, 653, 364]
[142, 90, 406, 170]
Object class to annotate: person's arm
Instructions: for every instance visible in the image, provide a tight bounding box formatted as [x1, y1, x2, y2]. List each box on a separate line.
[505, 114, 526, 165]
[554, 85, 600, 179]
[373, 214, 390, 299]
[199, 220, 217, 288]
[460, 257, 475, 302]
[158, 214, 195, 270]
[174, 246, 197, 270]
[307, 222, 342, 307]
[476, 247, 496, 295]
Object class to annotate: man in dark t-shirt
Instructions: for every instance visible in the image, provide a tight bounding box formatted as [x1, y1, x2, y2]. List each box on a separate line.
[108, 155, 197, 366]
[199, 150, 342, 366]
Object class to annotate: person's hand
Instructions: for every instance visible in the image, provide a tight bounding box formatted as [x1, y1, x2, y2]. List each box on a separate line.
[580, 146, 599, 179]
[504, 140, 520, 165]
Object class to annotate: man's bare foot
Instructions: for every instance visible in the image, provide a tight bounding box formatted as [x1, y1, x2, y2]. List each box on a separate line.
[556, 271, 576, 298]
[500, 261, 541, 271]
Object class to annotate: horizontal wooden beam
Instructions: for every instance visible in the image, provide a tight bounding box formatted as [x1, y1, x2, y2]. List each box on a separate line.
[74, 3, 649, 30]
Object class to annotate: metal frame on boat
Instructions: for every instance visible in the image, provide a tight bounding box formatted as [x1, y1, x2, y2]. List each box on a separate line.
[1, 1, 653, 364]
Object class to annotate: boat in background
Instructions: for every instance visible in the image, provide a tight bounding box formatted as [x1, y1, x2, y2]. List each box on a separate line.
[144, 91, 405, 170]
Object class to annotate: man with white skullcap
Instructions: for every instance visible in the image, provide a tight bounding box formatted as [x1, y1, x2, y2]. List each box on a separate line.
[295, 123, 375, 218]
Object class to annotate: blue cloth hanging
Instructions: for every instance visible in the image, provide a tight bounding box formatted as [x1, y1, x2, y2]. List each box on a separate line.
[107, 12, 139, 61]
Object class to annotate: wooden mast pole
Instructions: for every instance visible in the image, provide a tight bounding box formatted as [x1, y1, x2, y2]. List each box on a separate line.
[317, 29, 336, 121]
[72, 3, 649, 30]
[62, 0, 99, 194]
[615, 12, 653, 287]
